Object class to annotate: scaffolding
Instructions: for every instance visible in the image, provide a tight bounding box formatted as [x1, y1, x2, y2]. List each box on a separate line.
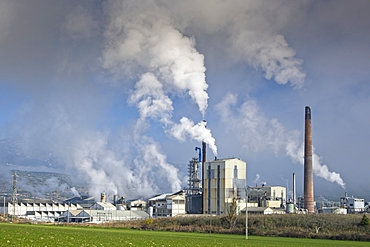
[187, 157, 201, 195]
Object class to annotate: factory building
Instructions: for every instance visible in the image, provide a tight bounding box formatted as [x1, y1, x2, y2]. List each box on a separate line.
[340, 194, 365, 213]
[126, 199, 147, 211]
[203, 158, 246, 216]
[6, 202, 81, 222]
[58, 209, 149, 223]
[89, 201, 116, 211]
[248, 185, 286, 209]
[148, 190, 186, 217]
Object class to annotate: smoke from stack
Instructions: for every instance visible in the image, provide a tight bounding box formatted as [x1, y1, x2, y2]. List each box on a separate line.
[304, 106, 314, 214]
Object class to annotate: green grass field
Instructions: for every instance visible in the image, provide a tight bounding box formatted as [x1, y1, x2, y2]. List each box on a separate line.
[0, 223, 368, 247]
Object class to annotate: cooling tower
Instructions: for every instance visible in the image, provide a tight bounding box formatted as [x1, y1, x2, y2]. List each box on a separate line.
[304, 106, 314, 213]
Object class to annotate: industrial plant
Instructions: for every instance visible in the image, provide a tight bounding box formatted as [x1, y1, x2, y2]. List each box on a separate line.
[1, 107, 369, 223]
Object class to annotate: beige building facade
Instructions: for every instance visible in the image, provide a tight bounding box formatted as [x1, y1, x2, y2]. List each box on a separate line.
[203, 158, 246, 215]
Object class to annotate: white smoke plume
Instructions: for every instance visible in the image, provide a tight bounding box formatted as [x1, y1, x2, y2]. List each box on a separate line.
[128, 72, 218, 157]
[216, 93, 345, 188]
[230, 33, 305, 88]
[103, 0, 209, 115]
[285, 143, 346, 189]
[169, 118, 218, 157]
[70, 187, 80, 197]
[135, 136, 182, 192]
[72, 135, 119, 199]
[129, 72, 174, 125]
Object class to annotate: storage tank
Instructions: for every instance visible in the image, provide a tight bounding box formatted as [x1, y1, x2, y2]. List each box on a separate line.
[286, 202, 295, 213]
[149, 206, 153, 218]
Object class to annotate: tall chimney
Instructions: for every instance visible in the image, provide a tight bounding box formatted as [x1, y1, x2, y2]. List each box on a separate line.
[201, 120, 207, 187]
[304, 106, 314, 213]
[293, 173, 296, 206]
[201, 120, 207, 213]
[101, 193, 106, 203]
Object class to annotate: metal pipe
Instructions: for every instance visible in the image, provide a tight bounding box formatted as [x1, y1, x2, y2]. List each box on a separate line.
[195, 147, 201, 162]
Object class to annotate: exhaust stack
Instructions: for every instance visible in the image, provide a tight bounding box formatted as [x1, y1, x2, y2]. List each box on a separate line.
[201, 120, 207, 213]
[101, 193, 106, 203]
[304, 106, 314, 213]
[293, 173, 296, 207]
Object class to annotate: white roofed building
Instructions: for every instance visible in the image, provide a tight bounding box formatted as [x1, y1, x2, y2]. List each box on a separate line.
[7, 202, 81, 222]
[89, 202, 116, 210]
[148, 190, 186, 217]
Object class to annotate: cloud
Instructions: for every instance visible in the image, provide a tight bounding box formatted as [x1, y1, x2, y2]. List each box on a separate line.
[63, 4, 98, 40]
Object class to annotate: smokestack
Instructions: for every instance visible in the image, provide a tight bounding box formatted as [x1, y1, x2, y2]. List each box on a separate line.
[304, 106, 314, 213]
[293, 173, 296, 206]
[101, 193, 106, 203]
[202, 120, 207, 213]
[201, 120, 207, 185]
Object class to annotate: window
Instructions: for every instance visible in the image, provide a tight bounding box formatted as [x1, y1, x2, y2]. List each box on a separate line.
[234, 165, 238, 178]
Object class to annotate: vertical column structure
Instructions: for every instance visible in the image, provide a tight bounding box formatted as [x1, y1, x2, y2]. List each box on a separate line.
[202, 141, 206, 212]
[304, 106, 314, 213]
[201, 121, 207, 214]
[293, 173, 296, 206]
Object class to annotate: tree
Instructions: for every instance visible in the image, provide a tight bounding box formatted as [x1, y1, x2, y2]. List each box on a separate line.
[225, 197, 239, 229]
[360, 214, 369, 226]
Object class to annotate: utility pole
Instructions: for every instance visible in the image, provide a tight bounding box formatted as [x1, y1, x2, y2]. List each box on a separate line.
[11, 171, 18, 221]
[3, 196, 5, 218]
[245, 186, 248, 240]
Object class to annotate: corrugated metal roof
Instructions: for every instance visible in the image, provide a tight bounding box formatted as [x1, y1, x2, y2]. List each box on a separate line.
[91, 202, 116, 208]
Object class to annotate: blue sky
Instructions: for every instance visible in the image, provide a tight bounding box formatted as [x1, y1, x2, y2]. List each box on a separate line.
[0, 0, 369, 201]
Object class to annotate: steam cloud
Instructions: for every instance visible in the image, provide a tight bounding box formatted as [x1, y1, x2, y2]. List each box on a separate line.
[216, 93, 345, 188]
[103, 0, 218, 178]
[170, 118, 217, 156]
[103, 0, 209, 115]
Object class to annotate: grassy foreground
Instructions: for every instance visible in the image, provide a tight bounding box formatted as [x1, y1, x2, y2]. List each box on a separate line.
[0, 223, 369, 247]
